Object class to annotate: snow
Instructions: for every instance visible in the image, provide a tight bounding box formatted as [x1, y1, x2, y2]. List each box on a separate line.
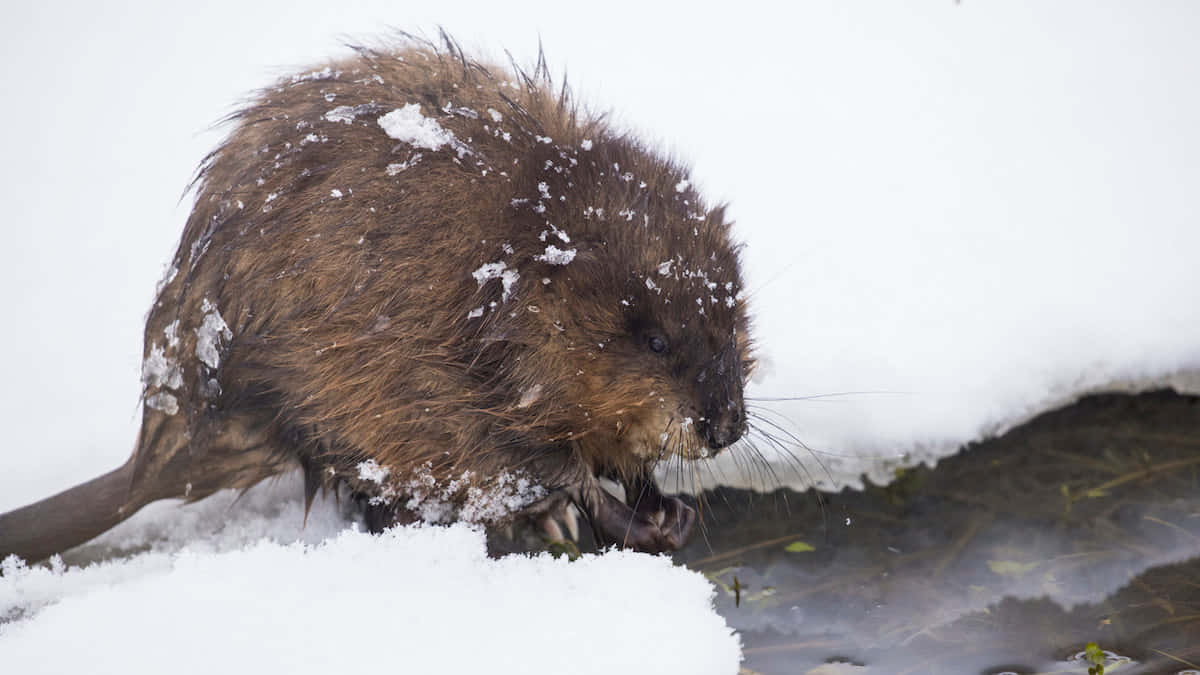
[472, 261, 519, 301]
[356, 458, 390, 484]
[385, 153, 422, 174]
[143, 391, 178, 415]
[378, 103, 470, 156]
[163, 319, 180, 348]
[536, 245, 577, 265]
[3, 4, 1200, 672]
[540, 223, 570, 243]
[141, 344, 182, 391]
[353, 463, 549, 525]
[322, 104, 379, 125]
[0, 479, 740, 675]
[323, 105, 358, 124]
[194, 298, 232, 370]
[291, 66, 334, 83]
[455, 472, 547, 523]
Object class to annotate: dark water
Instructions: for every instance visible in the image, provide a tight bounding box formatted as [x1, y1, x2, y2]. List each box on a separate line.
[671, 390, 1200, 674]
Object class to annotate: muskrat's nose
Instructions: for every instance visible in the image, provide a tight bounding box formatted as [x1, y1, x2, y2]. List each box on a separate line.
[701, 405, 744, 451]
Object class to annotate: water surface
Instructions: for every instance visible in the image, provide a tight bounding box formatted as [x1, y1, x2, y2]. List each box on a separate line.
[675, 390, 1200, 674]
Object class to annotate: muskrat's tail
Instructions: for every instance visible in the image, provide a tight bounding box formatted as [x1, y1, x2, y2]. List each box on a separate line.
[0, 458, 146, 564]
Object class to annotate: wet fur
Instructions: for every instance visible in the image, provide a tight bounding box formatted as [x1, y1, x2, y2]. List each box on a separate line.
[0, 34, 753, 561]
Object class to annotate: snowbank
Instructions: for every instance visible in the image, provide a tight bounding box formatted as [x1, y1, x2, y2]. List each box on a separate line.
[1, 478, 740, 674]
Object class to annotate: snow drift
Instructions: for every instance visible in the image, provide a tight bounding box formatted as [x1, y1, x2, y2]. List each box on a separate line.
[1, 477, 740, 674]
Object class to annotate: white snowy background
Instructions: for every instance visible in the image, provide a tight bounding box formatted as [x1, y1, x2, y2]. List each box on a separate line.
[2, 2, 1199, 672]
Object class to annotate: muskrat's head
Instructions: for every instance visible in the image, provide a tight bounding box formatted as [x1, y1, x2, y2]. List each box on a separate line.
[509, 141, 754, 477]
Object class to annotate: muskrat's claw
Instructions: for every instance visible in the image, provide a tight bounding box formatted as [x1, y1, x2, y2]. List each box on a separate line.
[536, 497, 582, 543]
[561, 502, 580, 541]
[538, 511, 565, 541]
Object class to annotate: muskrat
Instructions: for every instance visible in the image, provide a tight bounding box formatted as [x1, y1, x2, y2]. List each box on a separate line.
[0, 34, 752, 562]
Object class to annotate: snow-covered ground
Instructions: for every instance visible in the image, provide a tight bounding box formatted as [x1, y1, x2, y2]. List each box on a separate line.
[2, 2, 1199, 672]
[1, 477, 740, 674]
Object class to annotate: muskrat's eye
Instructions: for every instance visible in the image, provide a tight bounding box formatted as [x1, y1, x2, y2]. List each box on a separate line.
[648, 335, 668, 354]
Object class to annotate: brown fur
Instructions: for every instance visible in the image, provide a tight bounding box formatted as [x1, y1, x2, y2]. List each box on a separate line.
[0, 35, 753, 560]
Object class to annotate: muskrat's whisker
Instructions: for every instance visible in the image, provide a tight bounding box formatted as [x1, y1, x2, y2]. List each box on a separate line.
[675, 429, 713, 551]
[709, 451, 736, 492]
[673, 428, 687, 499]
[745, 411, 840, 487]
[744, 406, 836, 457]
[724, 438, 757, 490]
[622, 418, 678, 548]
[743, 440, 778, 494]
[675, 433, 691, 510]
[741, 261, 796, 302]
[697, 456, 730, 510]
[739, 435, 787, 492]
[727, 437, 769, 492]
[743, 404, 817, 442]
[691, 458, 725, 554]
[638, 423, 671, 510]
[740, 425, 796, 490]
[740, 435, 797, 517]
[729, 442, 764, 492]
[745, 426, 827, 527]
[743, 424, 807, 477]
[746, 390, 913, 402]
[689, 461, 714, 555]
[747, 423, 823, 489]
[686, 438, 700, 495]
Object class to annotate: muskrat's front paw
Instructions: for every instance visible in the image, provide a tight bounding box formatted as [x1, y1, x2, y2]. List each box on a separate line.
[590, 488, 696, 553]
[655, 495, 697, 551]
